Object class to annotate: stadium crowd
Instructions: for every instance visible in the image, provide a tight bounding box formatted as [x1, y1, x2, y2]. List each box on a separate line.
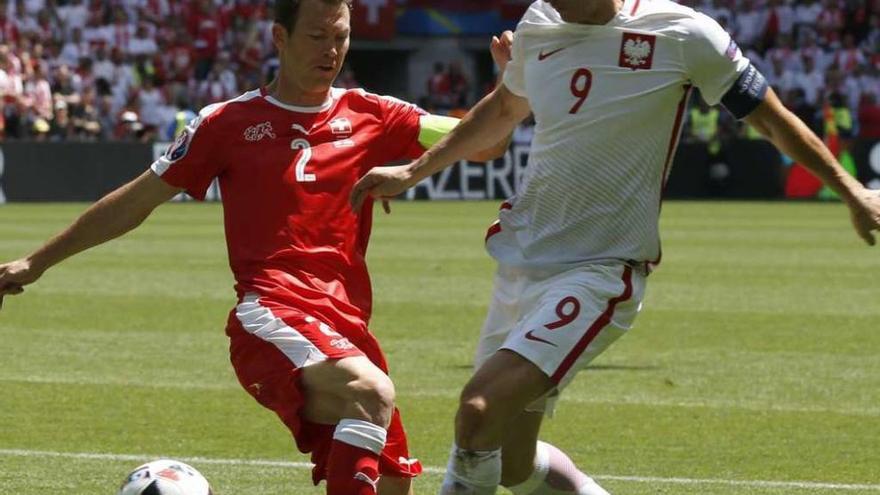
[681, 0, 880, 143]
[0, 0, 277, 141]
[0, 0, 879, 143]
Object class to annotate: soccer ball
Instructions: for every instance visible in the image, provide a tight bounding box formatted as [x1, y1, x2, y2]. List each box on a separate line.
[118, 459, 213, 495]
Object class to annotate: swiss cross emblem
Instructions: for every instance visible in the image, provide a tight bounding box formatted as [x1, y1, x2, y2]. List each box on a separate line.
[329, 117, 353, 136]
[619, 33, 656, 70]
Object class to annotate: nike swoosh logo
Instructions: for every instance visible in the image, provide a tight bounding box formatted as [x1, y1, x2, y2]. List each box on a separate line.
[525, 330, 558, 346]
[538, 47, 566, 61]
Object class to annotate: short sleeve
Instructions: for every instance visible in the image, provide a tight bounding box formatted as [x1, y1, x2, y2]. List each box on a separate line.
[682, 13, 751, 106]
[378, 94, 429, 161]
[502, 31, 527, 97]
[150, 105, 224, 201]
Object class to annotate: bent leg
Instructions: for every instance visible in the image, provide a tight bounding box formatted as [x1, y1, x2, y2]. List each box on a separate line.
[456, 350, 554, 449]
[499, 412, 610, 494]
[441, 350, 554, 494]
[300, 355, 397, 428]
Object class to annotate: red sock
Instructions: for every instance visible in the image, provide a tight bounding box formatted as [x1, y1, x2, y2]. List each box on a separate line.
[326, 440, 381, 494]
[325, 419, 386, 495]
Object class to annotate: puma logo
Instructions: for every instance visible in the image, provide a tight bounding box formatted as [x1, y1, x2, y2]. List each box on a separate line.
[354, 471, 379, 493]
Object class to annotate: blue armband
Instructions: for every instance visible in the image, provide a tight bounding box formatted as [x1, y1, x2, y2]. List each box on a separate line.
[721, 64, 768, 120]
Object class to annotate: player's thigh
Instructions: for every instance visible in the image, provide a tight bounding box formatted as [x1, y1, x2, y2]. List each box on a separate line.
[300, 355, 395, 425]
[463, 349, 556, 415]
[473, 264, 528, 370]
[230, 294, 392, 425]
[503, 264, 645, 391]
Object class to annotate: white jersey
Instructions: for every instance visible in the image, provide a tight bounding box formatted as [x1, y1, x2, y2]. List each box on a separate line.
[489, 0, 751, 272]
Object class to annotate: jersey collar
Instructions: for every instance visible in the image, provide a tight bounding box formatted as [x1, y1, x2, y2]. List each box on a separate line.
[260, 87, 341, 113]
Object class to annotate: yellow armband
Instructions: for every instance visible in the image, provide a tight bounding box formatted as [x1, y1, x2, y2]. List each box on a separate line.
[418, 115, 460, 149]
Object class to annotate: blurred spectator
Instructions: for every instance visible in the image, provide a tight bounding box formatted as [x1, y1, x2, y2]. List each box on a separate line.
[686, 95, 722, 157]
[702, 0, 733, 30]
[447, 60, 469, 109]
[734, 0, 766, 48]
[336, 65, 359, 89]
[59, 27, 88, 67]
[796, 55, 825, 107]
[129, 23, 158, 57]
[57, 0, 89, 37]
[763, 0, 794, 47]
[859, 93, 880, 139]
[427, 61, 452, 112]
[188, 0, 223, 80]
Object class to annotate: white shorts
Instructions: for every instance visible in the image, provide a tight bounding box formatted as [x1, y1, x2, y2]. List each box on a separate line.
[474, 262, 646, 414]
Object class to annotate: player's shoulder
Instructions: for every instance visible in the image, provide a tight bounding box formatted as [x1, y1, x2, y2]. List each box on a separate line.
[337, 87, 420, 108]
[191, 89, 265, 131]
[335, 87, 426, 116]
[624, 0, 722, 40]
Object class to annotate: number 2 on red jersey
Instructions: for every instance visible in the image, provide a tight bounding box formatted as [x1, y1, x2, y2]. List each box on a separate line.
[292, 138, 315, 182]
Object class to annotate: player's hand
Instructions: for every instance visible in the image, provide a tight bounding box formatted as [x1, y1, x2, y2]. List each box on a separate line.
[350, 165, 416, 213]
[847, 188, 880, 246]
[0, 259, 42, 310]
[491, 31, 514, 74]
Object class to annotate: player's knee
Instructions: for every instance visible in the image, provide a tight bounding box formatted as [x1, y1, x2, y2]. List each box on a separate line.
[457, 388, 494, 430]
[346, 372, 396, 427]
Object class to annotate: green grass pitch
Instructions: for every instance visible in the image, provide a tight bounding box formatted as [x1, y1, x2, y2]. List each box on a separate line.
[0, 201, 878, 494]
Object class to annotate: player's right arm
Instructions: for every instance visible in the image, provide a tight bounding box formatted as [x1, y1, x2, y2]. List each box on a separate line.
[681, 12, 880, 245]
[0, 171, 182, 308]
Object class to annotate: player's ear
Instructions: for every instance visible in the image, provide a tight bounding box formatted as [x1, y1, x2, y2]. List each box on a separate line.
[272, 23, 289, 52]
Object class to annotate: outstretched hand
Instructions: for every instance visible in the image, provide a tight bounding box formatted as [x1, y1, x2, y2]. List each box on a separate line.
[350, 165, 416, 213]
[491, 31, 514, 74]
[0, 259, 42, 310]
[848, 188, 880, 246]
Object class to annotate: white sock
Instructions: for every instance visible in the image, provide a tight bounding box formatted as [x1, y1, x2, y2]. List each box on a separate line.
[507, 442, 610, 495]
[332, 418, 387, 454]
[439, 443, 502, 495]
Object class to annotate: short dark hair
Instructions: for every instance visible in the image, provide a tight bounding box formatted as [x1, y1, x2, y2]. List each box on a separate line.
[274, 0, 353, 33]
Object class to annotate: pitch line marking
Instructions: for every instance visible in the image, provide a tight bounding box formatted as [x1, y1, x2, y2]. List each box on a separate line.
[4, 374, 879, 417]
[1, 449, 878, 491]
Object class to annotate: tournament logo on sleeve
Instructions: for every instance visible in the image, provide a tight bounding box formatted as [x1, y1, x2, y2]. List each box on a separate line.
[725, 38, 740, 60]
[166, 124, 196, 162]
[619, 33, 656, 70]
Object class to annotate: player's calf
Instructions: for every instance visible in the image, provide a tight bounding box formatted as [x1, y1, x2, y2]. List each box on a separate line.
[506, 442, 610, 495]
[441, 351, 555, 495]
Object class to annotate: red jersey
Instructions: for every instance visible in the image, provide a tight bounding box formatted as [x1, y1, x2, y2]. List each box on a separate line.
[151, 87, 426, 333]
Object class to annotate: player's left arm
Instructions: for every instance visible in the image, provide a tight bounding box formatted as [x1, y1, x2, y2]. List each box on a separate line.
[743, 88, 880, 245]
[683, 12, 880, 245]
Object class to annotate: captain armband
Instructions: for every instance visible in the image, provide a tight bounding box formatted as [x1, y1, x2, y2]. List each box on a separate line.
[418, 114, 460, 149]
[720, 64, 769, 120]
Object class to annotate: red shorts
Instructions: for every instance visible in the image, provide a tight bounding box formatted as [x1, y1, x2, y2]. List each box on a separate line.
[226, 293, 422, 484]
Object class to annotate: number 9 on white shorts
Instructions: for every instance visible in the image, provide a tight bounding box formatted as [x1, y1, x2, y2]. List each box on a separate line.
[473, 262, 646, 414]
